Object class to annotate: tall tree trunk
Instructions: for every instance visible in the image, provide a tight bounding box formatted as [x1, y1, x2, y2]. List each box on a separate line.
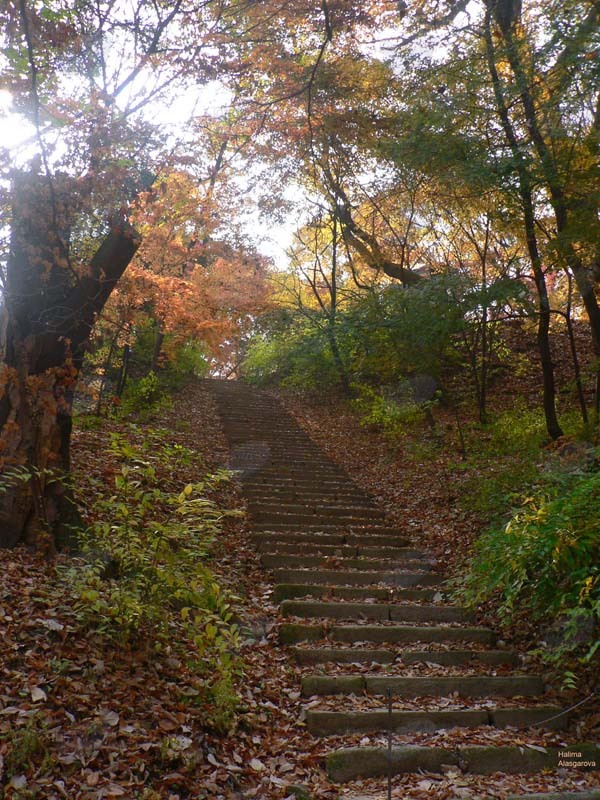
[496, 12, 600, 403]
[484, 15, 563, 439]
[151, 323, 165, 373]
[116, 344, 131, 398]
[0, 170, 140, 549]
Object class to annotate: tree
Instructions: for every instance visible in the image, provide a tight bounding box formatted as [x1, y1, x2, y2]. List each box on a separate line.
[0, 0, 247, 546]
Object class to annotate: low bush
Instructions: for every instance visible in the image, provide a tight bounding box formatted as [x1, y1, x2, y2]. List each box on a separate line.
[457, 468, 600, 663]
[61, 432, 243, 732]
[350, 383, 437, 439]
[118, 371, 173, 421]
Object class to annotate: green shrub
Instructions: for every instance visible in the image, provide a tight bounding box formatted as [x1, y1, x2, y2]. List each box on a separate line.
[351, 383, 436, 439]
[457, 469, 600, 662]
[118, 371, 172, 420]
[60, 434, 244, 732]
[242, 325, 340, 391]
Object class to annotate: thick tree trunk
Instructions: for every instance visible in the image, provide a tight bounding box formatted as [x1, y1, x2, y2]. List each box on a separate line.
[0, 170, 141, 549]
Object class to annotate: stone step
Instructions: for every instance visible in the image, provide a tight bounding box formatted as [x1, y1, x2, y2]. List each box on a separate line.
[506, 793, 600, 800]
[249, 504, 384, 520]
[291, 647, 396, 665]
[258, 543, 425, 560]
[252, 512, 385, 527]
[291, 647, 519, 666]
[280, 623, 495, 645]
[247, 496, 377, 509]
[401, 648, 519, 666]
[244, 487, 373, 498]
[272, 568, 445, 587]
[253, 523, 408, 535]
[307, 705, 566, 735]
[244, 478, 355, 489]
[273, 584, 435, 602]
[325, 743, 599, 782]
[252, 532, 410, 548]
[252, 467, 347, 477]
[301, 674, 544, 698]
[280, 599, 471, 623]
[261, 554, 434, 571]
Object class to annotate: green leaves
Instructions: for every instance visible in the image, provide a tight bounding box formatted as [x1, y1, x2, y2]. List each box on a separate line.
[60, 429, 242, 731]
[458, 468, 600, 664]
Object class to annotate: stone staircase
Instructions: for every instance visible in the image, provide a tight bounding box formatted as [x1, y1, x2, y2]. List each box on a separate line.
[206, 379, 598, 796]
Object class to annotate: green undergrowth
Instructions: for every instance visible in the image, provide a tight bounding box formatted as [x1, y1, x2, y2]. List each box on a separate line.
[61, 427, 244, 732]
[343, 389, 600, 668]
[456, 467, 600, 667]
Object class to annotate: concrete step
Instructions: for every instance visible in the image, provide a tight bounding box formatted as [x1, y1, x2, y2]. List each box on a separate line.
[326, 743, 600, 783]
[252, 532, 410, 548]
[261, 554, 434, 571]
[291, 647, 519, 666]
[244, 478, 354, 489]
[244, 489, 379, 511]
[325, 743, 599, 782]
[258, 543, 425, 559]
[246, 486, 376, 496]
[272, 568, 445, 587]
[252, 512, 386, 527]
[249, 504, 384, 520]
[301, 674, 544, 698]
[273, 584, 435, 602]
[291, 647, 395, 665]
[280, 623, 495, 645]
[307, 705, 566, 735]
[505, 793, 600, 800]
[253, 523, 408, 535]
[280, 599, 471, 623]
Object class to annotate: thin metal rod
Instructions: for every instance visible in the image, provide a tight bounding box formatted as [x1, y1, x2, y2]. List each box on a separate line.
[387, 687, 393, 800]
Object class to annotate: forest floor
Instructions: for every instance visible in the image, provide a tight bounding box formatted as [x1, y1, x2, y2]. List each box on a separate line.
[0, 379, 599, 800]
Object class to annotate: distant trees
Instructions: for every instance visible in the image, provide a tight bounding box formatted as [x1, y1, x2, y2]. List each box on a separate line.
[242, 1, 600, 437]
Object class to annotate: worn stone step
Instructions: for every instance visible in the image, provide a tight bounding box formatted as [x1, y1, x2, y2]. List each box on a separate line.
[291, 646, 518, 666]
[245, 488, 373, 499]
[261, 553, 434, 571]
[330, 623, 495, 644]
[272, 568, 445, 587]
[253, 513, 387, 527]
[301, 674, 544, 698]
[280, 623, 495, 645]
[326, 743, 599, 782]
[250, 507, 384, 522]
[273, 584, 435, 602]
[253, 466, 346, 477]
[260, 553, 434, 572]
[253, 523, 408, 535]
[280, 599, 470, 623]
[291, 647, 395, 665]
[258, 543, 424, 559]
[244, 478, 356, 489]
[252, 532, 410, 548]
[506, 793, 600, 800]
[401, 648, 519, 666]
[306, 705, 567, 736]
[247, 498, 377, 510]
[248, 498, 385, 519]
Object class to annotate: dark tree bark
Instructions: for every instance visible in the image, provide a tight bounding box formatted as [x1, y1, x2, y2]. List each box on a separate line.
[490, 3, 600, 405]
[484, 15, 563, 439]
[0, 170, 141, 548]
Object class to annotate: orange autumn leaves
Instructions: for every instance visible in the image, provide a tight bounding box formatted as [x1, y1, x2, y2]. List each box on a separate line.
[102, 170, 270, 364]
